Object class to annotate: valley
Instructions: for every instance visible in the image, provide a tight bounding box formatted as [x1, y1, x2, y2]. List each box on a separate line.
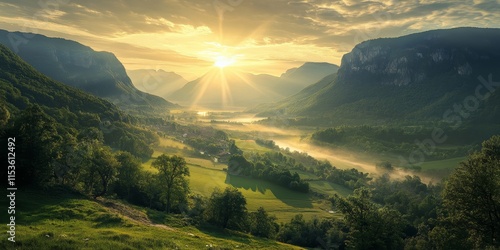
[1, 18, 499, 249]
[197, 112, 460, 180]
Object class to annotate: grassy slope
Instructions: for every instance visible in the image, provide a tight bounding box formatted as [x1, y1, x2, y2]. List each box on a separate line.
[0, 189, 300, 250]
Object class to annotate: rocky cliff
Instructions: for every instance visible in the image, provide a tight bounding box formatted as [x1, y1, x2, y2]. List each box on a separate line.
[256, 27, 500, 123]
[338, 28, 500, 86]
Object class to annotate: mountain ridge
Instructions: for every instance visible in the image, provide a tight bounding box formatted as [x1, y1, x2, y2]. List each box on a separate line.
[256, 27, 500, 125]
[127, 69, 187, 99]
[0, 29, 177, 111]
[0, 43, 122, 119]
[170, 62, 339, 108]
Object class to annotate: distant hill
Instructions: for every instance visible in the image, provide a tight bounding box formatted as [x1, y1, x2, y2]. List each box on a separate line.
[256, 27, 500, 125]
[127, 69, 187, 99]
[0, 29, 176, 110]
[168, 68, 282, 108]
[280, 62, 339, 91]
[169, 62, 338, 108]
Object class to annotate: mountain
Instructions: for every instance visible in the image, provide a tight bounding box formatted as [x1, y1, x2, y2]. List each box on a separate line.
[0, 29, 176, 110]
[257, 27, 500, 124]
[280, 62, 339, 91]
[169, 62, 338, 108]
[0, 43, 121, 120]
[168, 68, 282, 108]
[127, 69, 187, 98]
[0, 43, 160, 160]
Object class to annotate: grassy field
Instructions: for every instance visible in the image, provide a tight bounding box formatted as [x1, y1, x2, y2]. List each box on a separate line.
[1, 189, 300, 249]
[143, 159, 338, 222]
[143, 131, 347, 222]
[234, 139, 274, 154]
[308, 180, 352, 197]
[419, 157, 464, 178]
[142, 156, 340, 222]
[158, 137, 191, 150]
[187, 164, 338, 222]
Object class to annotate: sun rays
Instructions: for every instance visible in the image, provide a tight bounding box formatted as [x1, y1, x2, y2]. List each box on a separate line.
[186, 65, 275, 109]
[214, 55, 236, 68]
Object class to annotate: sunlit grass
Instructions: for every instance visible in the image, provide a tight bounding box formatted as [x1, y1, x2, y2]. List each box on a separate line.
[187, 164, 338, 222]
[234, 139, 274, 154]
[185, 157, 226, 170]
[2, 189, 300, 249]
[143, 123, 345, 222]
[158, 137, 191, 150]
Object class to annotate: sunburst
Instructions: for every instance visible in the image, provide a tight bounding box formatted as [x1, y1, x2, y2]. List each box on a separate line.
[214, 56, 236, 68]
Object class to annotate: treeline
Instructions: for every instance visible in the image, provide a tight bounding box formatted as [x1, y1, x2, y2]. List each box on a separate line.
[253, 149, 371, 190]
[227, 153, 310, 193]
[312, 125, 481, 160]
[313, 161, 371, 190]
[255, 138, 279, 149]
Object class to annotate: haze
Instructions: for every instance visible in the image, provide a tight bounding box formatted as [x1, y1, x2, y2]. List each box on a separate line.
[1, 0, 500, 79]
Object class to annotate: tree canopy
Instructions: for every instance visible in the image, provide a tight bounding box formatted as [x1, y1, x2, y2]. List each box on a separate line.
[443, 135, 500, 248]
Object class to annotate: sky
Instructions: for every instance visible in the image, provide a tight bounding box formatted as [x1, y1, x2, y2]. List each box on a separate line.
[1, 0, 500, 79]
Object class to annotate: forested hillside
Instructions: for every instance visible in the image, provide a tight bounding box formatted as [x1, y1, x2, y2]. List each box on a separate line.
[0, 30, 176, 111]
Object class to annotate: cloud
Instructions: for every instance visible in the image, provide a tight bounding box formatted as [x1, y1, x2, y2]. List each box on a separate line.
[0, 0, 499, 76]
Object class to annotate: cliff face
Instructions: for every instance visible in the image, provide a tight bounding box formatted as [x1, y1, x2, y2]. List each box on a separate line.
[256, 27, 500, 122]
[0, 30, 175, 109]
[338, 28, 500, 86]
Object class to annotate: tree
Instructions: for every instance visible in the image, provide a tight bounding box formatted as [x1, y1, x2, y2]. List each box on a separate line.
[0, 103, 9, 127]
[81, 145, 118, 198]
[227, 154, 253, 175]
[115, 151, 141, 199]
[186, 194, 207, 225]
[332, 188, 404, 249]
[52, 133, 79, 186]
[205, 187, 247, 229]
[249, 207, 278, 238]
[442, 135, 500, 248]
[12, 105, 63, 187]
[152, 154, 190, 213]
[77, 127, 104, 143]
[139, 171, 162, 209]
[277, 214, 308, 246]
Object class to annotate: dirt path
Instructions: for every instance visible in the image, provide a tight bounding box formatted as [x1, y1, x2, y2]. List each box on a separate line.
[98, 198, 175, 231]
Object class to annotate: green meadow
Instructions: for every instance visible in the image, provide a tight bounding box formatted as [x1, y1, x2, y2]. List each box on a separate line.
[144, 138, 343, 222]
[143, 156, 338, 222]
[234, 139, 274, 154]
[0, 189, 300, 250]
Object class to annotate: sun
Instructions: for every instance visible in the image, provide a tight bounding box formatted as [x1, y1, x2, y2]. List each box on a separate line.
[214, 56, 236, 68]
